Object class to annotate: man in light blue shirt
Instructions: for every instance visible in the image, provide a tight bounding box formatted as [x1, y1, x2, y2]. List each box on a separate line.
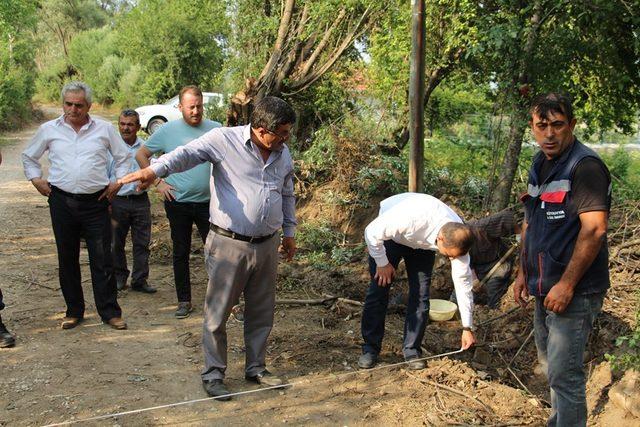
[136, 86, 221, 318]
[120, 96, 297, 400]
[109, 110, 156, 294]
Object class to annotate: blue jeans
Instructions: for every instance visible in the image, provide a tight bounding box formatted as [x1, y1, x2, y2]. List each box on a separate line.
[534, 292, 605, 427]
[361, 240, 434, 359]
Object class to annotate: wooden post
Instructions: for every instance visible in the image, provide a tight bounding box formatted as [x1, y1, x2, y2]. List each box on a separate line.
[408, 0, 425, 193]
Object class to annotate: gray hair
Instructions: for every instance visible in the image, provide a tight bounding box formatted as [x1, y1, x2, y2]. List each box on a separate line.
[61, 81, 93, 104]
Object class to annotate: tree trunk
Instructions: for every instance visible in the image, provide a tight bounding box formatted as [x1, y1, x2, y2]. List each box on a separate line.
[488, 0, 543, 211]
[489, 106, 528, 211]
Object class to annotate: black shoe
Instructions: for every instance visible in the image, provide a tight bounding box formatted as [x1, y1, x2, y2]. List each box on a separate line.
[131, 283, 157, 294]
[405, 356, 426, 370]
[358, 352, 378, 369]
[245, 370, 285, 387]
[202, 379, 232, 401]
[0, 322, 15, 348]
[175, 302, 193, 318]
[116, 280, 126, 291]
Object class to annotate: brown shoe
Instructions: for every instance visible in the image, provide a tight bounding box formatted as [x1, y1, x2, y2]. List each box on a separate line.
[105, 317, 127, 330]
[61, 317, 82, 330]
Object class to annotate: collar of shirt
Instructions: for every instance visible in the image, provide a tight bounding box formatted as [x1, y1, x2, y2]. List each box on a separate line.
[55, 114, 95, 132]
[243, 124, 285, 162]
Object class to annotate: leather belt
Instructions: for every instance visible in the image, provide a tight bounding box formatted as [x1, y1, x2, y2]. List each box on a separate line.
[116, 193, 148, 200]
[209, 224, 276, 244]
[51, 185, 104, 201]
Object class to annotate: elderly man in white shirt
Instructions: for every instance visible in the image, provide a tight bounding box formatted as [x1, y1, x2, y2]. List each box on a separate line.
[22, 81, 130, 331]
[359, 192, 476, 370]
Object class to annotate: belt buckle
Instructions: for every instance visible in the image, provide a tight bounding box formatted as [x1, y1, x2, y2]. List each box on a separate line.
[231, 231, 237, 240]
[249, 236, 256, 243]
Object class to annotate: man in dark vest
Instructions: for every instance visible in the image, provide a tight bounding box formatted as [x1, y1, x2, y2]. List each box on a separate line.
[514, 93, 611, 427]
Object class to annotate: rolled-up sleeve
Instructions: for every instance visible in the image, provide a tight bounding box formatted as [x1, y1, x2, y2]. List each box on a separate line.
[22, 126, 48, 181]
[451, 254, 474, 328]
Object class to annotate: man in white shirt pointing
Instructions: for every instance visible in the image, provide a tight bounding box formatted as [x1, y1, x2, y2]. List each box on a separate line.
[359, 193, 476, 369]
[21, 81, 129, 331]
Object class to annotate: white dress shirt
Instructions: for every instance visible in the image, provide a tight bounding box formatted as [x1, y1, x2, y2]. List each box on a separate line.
[364, 192, 474, 328]
[22, 115, 130, 194]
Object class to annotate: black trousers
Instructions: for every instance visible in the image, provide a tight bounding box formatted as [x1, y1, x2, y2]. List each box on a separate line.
[0, 288, 4, 311]
[48, 188, 121, 321]
[163, 200, 210, 303]
[111, 194, 152, 287]
[361, 240, 435, 359]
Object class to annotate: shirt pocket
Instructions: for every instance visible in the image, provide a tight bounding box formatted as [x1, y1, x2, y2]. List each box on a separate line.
[541, 191, 568, 228]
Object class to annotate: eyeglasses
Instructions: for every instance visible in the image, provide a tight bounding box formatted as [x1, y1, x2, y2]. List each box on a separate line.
[266, 128, 290, 141]
[64, 101, 87, 108]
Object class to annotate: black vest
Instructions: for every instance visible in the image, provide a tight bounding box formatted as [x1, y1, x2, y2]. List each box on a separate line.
[521, 140, 611, 297]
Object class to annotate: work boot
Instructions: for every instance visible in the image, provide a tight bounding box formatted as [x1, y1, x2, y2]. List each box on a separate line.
[175, 302, 193, 319]
[0, 316, 15, 348]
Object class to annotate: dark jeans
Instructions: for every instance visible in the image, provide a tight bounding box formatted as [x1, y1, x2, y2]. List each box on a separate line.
[111, 194, 152, 287]
[361, 240, 435, 359]
[164, 200, 210, 303]
[534, 292, 605, 427]
[48, 188, 121, 321]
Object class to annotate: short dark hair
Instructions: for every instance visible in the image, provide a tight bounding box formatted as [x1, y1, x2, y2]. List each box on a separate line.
[250, 96, 296, 131]
[440, 222, 474, 254]
[179, 85, 203, 103]
[530, 92, 574, 123]
[120, 109, 140, 125]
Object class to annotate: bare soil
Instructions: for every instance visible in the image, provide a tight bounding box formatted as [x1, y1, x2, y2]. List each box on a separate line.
[0, 108, 637, 426]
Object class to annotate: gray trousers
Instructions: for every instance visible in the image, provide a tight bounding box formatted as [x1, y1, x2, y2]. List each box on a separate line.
[110, 194, 152, 287]
[201, 231, 279, 381]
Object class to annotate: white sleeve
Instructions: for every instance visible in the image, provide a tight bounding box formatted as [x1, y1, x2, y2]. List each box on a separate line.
[22, 125, 49, 181]
[364, 216, 393, 267]
[450, 253, 474, 328]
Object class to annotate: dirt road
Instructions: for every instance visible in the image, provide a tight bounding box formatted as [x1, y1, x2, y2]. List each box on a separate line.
[0, 110, 603, 426]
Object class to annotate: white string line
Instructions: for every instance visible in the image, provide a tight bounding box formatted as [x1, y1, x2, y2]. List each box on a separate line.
[41, 348, 465, 427]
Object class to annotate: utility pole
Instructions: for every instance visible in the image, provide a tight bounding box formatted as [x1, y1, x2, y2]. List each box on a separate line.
[408, 0, 425, 193]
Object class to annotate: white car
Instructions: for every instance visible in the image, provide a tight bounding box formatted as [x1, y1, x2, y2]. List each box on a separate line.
[136, 92, 225, 134]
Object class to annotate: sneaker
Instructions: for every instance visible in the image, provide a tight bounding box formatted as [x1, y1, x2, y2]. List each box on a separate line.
[202, 379, 232, 401]
[0, 321, 15, 348]
[175, 302, 193, 319]
[358, 352, 378, 369]
[405, 356, 426, 370]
